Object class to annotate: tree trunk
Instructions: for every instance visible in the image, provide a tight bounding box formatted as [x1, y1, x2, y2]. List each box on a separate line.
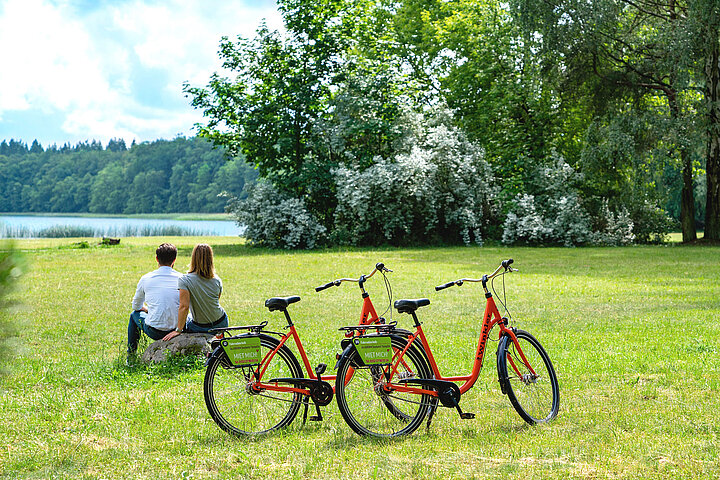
[669, 91, 697, 242]
[705, 32, 720, 240]
[681, 147, 697, 242]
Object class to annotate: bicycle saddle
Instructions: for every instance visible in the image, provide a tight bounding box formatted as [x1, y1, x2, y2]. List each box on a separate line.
[393, 298, 430, 314]
[265, 296, 301, 311]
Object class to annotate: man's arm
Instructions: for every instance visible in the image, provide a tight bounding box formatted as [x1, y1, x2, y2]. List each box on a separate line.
[131, 277, 146, 312]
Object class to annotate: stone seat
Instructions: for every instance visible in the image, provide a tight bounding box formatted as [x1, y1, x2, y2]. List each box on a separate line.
[142, 333, 215, 364]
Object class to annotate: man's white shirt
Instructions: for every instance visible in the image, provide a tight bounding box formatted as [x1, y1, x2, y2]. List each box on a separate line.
[132, 266, 183, 330]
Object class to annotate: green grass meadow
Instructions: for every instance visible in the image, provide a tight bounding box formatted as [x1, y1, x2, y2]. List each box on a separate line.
[1, 237, 718, 479]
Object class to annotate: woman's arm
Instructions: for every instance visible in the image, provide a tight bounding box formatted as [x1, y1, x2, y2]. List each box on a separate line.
[162, 289, 190, 341]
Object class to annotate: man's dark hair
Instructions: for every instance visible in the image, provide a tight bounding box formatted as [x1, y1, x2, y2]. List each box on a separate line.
[156, 243, 177, 266]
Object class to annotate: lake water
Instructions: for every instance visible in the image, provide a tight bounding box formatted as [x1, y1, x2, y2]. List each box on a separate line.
[0, 215, 244, 238]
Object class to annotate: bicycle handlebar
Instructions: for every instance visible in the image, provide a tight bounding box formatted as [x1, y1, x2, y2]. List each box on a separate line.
[315, 262, 392, 292]
[315, 281, 339, 292]
[435, 280, 463, 291]
[435, 259, 517, 290]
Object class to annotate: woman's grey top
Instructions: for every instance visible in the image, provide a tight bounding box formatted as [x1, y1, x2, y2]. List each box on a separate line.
[178, 273, 226, 325]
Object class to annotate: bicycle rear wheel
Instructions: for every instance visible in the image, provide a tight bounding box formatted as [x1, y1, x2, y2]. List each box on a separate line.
[204, 335, 303, 436]
[497, 329, 559, 424]
[335, 337, 433, 438]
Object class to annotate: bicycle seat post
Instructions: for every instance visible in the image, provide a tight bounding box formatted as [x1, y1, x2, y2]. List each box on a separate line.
[283, 308, 293, 328]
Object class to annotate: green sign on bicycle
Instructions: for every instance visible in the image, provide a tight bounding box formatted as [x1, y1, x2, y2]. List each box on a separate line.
[222, 337, 262, 366]
[354, 336, 393, 365]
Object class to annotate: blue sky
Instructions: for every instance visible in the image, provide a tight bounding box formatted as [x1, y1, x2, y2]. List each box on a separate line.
[0, 0, 283, 148]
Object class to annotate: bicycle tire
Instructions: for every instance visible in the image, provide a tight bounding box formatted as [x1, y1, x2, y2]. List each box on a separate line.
[497, 329, 559, 424]
[204, 334, 303, 436]
[335, 336, 433, 438]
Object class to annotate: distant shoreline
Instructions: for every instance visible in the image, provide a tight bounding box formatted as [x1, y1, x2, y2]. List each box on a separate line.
[0, 214, 243, 238]
[0, 212, 233, 221]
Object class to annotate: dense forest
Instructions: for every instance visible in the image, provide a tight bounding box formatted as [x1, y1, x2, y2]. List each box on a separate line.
[185, 0, 719, 247]
[0, 137, 256, 214]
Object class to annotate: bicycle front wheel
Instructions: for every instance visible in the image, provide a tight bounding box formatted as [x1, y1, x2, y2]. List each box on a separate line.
[335, 337, 433, 438]
[204, 335, 303, 436]
[498, 329, 559, 424]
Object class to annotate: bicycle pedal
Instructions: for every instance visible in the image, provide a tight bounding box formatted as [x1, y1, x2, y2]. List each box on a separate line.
[460, 412, 475, 420]
[308, 416, 323, 421]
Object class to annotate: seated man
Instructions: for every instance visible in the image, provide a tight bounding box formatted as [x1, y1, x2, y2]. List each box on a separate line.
[127, 243, 184, 357]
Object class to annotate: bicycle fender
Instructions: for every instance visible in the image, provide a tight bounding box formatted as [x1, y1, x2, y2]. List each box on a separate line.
[206, 344, 224, 366]
[496, 333, 511, 395]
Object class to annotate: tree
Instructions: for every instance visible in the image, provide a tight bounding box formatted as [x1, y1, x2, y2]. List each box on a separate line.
[185, 0, 361, 227]
[106, 138, 127, 152]
[29, 140, 43, 154]
[694, 0, 720, 239]
[511, 0, 700, 241]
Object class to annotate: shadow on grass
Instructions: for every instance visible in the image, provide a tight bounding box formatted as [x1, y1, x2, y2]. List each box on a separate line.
[106, 347, 206, 383]
[182, 243, 492, 259]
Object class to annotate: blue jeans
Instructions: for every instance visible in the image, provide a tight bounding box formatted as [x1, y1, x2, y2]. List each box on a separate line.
[127, 310, 172, 354]
[185, 312, 229, 333]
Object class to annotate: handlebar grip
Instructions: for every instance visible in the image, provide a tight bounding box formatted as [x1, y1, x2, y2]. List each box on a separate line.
[501, 258, 514, 269]
[435, 281, 456, 291]
[315, 282, 335, 292]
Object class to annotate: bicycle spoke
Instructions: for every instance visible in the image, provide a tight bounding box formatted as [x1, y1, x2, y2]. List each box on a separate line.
[335, 338, 432, 437]
[382, 393, 428, 407]
[500, 330, 559, 424]
[204, 337, 303, 436]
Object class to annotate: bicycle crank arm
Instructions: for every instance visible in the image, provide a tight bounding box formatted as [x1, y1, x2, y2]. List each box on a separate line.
[268, 377, 334, 407]
[398, 378, 462, 408]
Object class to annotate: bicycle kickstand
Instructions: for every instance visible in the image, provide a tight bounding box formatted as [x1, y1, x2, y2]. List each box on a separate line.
[426, 404, 437, 430]
[301, 396, 311, 425]
[309, 403, 323, 422]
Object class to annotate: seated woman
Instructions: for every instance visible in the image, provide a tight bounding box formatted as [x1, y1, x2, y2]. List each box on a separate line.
[163, 243, 228, 340]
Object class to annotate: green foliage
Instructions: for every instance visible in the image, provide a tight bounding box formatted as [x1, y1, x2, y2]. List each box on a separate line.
[185, 0, 426, 233]
[511, 0, 707, 238]
[0, 241, 22, 375]
[185, 2, 345, 198]
[181, 0, 718, 246]
[0, 137, 257, 215]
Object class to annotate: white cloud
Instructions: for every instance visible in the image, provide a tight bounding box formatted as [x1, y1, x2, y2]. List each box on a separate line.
[0, 0, 283, 143]
[0, 0, 112, 113]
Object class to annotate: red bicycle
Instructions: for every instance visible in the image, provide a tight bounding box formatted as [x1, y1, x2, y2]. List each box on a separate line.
[334, 259, 560, 437]
[203, 263, 397, 436]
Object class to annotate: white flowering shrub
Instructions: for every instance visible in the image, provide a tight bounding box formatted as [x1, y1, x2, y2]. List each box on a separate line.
[591, 200, 635, 246]
[501, 157, 671, 246]
[333, 152, 438, 245]
[502, 193, 593, 246]
[227, 182, 327, 249]
[333, 109, 496, 245]
[502, 158, 594, 246]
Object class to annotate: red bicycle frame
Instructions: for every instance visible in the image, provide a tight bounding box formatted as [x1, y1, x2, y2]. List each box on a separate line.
[386, 270, 535, 399]
[244, 263, 391, 396]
